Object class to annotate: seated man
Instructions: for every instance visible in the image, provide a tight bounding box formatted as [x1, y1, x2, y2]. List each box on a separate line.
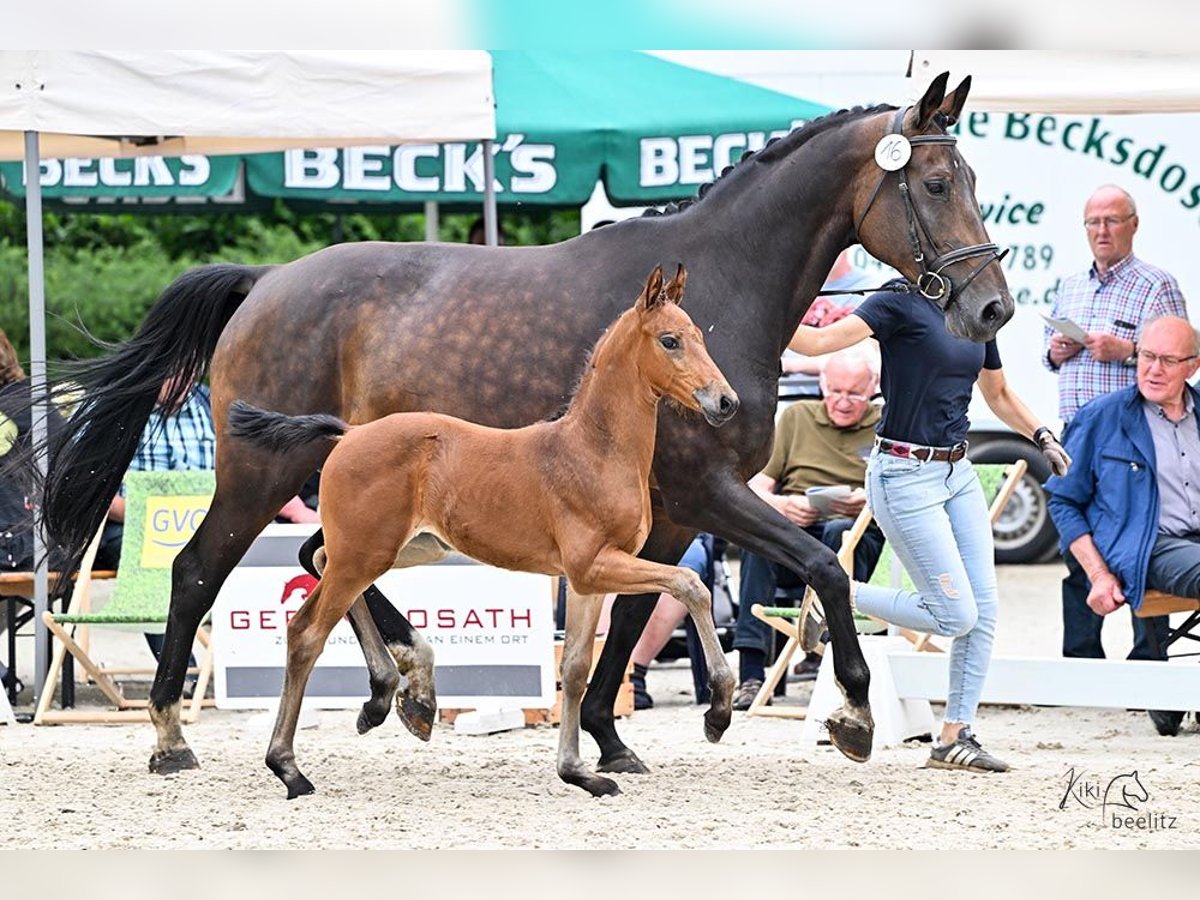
[1045, 315, 1200, 736]
[733, 347, 886, 710]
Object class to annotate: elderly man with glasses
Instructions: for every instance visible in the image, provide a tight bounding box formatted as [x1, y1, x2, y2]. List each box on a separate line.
[1044, 184, 1188, 669]
[1047, 316, 1200, 736]
[731, 347, 886, 710]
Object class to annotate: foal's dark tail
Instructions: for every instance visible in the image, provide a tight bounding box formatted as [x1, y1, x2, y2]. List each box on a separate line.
[227, 400, 349, 453]
[36, 264, 271, 574]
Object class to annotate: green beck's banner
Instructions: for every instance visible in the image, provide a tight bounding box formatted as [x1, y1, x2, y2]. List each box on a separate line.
[0, 52, 830, 210]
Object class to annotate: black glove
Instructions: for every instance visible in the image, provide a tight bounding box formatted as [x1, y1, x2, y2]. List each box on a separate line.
[1034, 426, 1071, 476]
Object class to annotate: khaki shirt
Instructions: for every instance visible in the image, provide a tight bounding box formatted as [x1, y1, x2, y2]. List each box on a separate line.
[764, 400, 880, 495]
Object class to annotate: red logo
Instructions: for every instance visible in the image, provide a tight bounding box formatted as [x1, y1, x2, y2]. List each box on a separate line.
[279, 573, 318, 606]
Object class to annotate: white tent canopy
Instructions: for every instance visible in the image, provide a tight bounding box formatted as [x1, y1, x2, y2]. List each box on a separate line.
[5, 50, 497, 704]
[0, 50, 495, 161]
[910, 51, 1200, 114]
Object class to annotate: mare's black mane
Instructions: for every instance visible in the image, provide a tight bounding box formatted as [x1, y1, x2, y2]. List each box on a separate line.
[642, 104, 897, 219]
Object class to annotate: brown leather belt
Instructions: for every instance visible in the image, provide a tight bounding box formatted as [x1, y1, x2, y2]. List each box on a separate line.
[876, 437, 968, 463]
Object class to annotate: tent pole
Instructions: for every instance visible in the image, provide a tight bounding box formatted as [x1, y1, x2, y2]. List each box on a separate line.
[23, 131, 50, 708]
[482, 139, 498, 246]
[424, 201, 439, 242]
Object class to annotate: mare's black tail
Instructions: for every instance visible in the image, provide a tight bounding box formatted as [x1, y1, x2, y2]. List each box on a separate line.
[37, 264, 271, 573]
[227, 400, 348, 454]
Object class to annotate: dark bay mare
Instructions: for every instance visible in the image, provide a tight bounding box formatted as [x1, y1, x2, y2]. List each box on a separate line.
[229, 265, 740, 798]
[37, 74, 1014, 776]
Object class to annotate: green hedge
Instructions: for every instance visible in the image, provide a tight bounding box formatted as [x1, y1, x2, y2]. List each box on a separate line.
[0, 205, 580, 366]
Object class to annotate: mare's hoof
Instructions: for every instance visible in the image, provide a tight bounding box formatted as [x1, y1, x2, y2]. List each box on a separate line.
[286, 775, 316, 800]
[398, 694, 435, 742]
[596, 751, 650, 775]
[357, 702, 390, 735]
[825, 705, 874, 763]
[148, 747, 200, 775]
[703, 707, 730, 744]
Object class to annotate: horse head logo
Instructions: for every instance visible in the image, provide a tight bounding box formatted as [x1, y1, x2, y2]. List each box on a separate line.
[279, 573, 318, 606]
[1102, 771, 1149, 816]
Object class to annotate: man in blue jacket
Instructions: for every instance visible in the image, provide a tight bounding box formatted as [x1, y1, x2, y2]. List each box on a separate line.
[1046, 315, 1200, 736]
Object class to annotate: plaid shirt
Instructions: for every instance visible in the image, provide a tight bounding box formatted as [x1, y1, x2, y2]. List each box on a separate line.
[1043, 254, 1187, 422]
[129, 384, 216, 474]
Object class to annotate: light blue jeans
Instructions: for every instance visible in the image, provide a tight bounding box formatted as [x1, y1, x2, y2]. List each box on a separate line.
[856, 450, 998, 726]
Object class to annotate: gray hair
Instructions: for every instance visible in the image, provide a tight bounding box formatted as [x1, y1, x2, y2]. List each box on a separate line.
[1141, 315, 1200, 356]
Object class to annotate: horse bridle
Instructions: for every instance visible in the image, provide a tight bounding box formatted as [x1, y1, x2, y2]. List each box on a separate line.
[854, 106, 1008, 307]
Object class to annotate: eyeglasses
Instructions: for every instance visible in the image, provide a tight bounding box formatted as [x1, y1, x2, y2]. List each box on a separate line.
[825, 390, 871, 403]
[1137, 349, 1198, 369]
[1083, 214, 1135, 231]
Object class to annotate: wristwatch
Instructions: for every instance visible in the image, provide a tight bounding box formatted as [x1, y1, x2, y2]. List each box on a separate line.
[1122, 344, 1138, 367]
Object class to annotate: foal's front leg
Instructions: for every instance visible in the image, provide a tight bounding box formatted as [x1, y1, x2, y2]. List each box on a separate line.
[557, 587, 620, 797]
[580, 548, 735, 744]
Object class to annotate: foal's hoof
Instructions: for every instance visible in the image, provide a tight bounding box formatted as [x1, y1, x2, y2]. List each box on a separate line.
[703, 707, 730, 744]
[825, 705, 874, 763]
[286, 774, 316, 800]
[148, 747, 200, 775]
[357, 701, 390, 735]
[563, 772, 622, 797]
[596, 750, 650, 775]
[397, 694, 435, 742]
[584, 776, 622, 798]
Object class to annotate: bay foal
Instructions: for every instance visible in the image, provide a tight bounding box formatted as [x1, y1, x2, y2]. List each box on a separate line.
[229, 265, 739, 798]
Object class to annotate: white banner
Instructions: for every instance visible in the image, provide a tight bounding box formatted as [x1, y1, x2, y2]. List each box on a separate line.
[213, 526, 557, 710]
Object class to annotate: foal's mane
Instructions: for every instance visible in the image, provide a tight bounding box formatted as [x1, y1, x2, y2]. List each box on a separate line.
[544, 303, 643, 423]
[643, 103, 897, 219]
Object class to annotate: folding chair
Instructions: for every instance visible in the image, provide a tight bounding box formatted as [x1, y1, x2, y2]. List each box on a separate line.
[34, 470, 216, 725]
[1137, 591, 1200, 661]
[745, 460, 1027, 719]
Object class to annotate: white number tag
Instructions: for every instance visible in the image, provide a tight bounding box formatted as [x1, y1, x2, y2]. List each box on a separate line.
[874, 134, 911, 171]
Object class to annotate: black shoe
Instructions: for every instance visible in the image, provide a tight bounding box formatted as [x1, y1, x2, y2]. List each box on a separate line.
[1148, 709, 1184, 736]
[631, 663, 653, 711]
[926, 727, 1010, 773]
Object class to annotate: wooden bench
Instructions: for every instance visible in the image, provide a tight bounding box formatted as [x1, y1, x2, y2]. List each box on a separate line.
[1, 570, 117, 597]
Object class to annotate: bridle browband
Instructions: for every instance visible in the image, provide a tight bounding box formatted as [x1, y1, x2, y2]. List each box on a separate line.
[850, 106, 1008, 308]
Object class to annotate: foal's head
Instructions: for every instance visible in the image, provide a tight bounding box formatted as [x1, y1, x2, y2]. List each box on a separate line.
[631, 265, 739, 428]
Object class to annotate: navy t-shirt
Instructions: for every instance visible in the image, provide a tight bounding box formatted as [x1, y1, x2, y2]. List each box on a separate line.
[854, 285, 1001, 447]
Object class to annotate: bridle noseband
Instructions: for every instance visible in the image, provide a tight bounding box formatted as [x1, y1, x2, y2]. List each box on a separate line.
[854, 107, 1008, 308]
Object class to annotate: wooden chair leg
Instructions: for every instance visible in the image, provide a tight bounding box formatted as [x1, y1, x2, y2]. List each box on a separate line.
[38, 613, 127, 709]
[746, 604, 807, 719]
[183, 626, 214, 724]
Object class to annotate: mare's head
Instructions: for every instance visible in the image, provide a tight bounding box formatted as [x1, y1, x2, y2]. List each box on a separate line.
[633, 265, 739, 427]
[853, 73, 1014, 342]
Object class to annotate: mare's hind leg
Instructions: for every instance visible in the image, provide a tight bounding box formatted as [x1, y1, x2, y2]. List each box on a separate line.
[557, 587, 620, 797]
[266, 566, 377, 799]
[149, 492, 285, 774]
[576, 548, 735, 746]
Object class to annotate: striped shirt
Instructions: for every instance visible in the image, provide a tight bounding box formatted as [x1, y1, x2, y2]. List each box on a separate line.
[1043, 254, 1186, 422]
[129, 384, 216, 474]
[1143, 392, 1200, 537]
